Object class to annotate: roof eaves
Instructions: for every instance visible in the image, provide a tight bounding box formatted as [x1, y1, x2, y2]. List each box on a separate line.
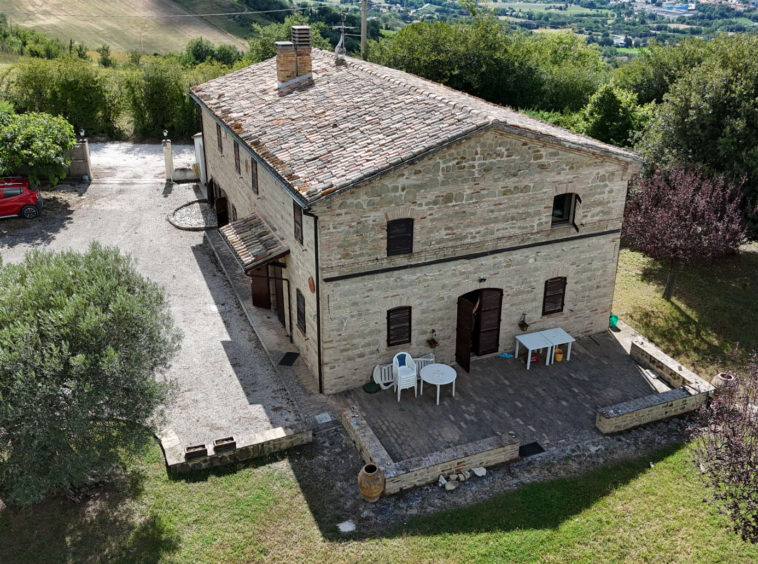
[495, 123, 641, 164]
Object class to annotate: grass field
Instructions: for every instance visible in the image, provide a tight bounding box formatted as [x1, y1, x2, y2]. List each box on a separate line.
[1, 440, 756, 563]
[4, 0, 248, 54]
[614, 243, 758, 379]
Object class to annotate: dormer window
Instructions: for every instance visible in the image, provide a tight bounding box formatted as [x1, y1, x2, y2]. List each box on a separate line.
[552, 193, 578, 227]
[387, 218, 414, 256]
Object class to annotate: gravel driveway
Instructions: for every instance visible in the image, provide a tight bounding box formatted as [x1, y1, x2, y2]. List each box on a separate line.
[0, 142, 301, 446]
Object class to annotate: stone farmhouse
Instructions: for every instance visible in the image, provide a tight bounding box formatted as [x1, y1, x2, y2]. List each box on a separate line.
[190, 26, 641, 395]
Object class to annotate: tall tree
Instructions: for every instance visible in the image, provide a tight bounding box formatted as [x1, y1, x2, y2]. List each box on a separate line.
[637, 34, 758, 235]
[0, 244, 181, 506]
[579, 82, 652, 147]
[623, 165, 747, 300]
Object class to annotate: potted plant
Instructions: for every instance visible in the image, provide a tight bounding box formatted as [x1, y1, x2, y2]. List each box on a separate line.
[213, 436, 237, 453]
[185, 444, 208, 459]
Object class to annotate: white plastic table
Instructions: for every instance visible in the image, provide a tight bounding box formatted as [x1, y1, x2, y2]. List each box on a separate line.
[540, 328, 575, 364]
[420, 364, 457, 405]
[515, 332, 554, 370]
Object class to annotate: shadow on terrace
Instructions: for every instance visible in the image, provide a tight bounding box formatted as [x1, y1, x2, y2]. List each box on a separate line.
[340, 331, 663, 462]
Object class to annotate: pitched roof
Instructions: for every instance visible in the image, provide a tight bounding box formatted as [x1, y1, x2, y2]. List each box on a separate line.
[219, 212, 289, 272]
[192, 49, 639, 205]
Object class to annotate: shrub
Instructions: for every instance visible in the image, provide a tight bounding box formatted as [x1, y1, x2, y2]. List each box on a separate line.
[96, 44, 115, 68]
[578, 83, 652, 147]
[8, 58, 122, 136]
[0, 112, 76, 184]
[125, 59, 225, 139]
[0, 243, 181, 506]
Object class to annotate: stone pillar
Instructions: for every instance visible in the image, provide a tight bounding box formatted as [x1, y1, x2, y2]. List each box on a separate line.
[163, 139, 174, 182]
[81, 139, 93, 181]
[275, 41, 297, 87]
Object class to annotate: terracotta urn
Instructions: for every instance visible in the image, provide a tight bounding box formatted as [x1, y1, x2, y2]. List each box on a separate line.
[712, 372, 736, 397]
[357, 463, 385, 502]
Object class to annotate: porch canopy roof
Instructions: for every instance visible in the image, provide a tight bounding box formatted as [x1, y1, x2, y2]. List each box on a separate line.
[219, 212, 289, 273]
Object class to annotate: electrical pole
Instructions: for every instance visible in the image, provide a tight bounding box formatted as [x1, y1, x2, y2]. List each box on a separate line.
[361, 0, 367, 60]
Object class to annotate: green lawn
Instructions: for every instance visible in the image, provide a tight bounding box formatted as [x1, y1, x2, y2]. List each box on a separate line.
[613, 244, 758, 380]
[1, 441, 756, 563]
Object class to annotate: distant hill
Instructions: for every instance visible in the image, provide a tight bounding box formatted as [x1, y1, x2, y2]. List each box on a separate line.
[3, 0, 249, 54]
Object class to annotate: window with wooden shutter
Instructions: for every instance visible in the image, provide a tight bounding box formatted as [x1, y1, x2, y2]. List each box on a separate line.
[251, 159, 259, 194]
[296, 289, 306, 334]
[387, 306, 412, 347]
[293, 201, 303, 245]
[542, 277, 567, 316]
[216, 123, 223, 154]
[234, 141, 240, 174]
[387, 218, 414, 256]
[551, 193, 577, 226]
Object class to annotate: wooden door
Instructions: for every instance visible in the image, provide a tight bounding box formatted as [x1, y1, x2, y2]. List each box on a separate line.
[455, 296, 474, 372]
[476, 289, 503, 356]
[215, 196, 229, 227]
[273, 266, 285, 327]
[250, 267, 271, 309]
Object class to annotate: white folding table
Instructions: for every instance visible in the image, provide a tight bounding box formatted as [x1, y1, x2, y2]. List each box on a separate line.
[540, 328, 575, 364]
[514, 332, 554, 370]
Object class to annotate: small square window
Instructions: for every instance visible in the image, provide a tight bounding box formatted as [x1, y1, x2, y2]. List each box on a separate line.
[552, 193, 577, 226]
[543, 277, 567, 316]
[387, 306, 412, 347]
[387, 218, 414, 256]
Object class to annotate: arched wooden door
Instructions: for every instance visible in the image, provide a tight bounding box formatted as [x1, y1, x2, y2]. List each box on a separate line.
[455, 296, 474, 372]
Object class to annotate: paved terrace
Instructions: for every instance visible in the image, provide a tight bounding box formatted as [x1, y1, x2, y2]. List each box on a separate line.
[338, 331, 666, 461]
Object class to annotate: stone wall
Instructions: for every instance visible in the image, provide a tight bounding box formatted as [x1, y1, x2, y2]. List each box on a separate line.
[202, 110, 320, 383]
[595, 339, 713, 433]
[342, 407, 519, 495]
[160, 424, 313, 474]
[312, 128, 638, 393]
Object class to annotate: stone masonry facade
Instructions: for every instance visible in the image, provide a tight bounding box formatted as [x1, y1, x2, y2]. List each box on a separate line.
[202, 110, 321, 381]
[311, 128, 639, 393]
[202, 108, 639, 395]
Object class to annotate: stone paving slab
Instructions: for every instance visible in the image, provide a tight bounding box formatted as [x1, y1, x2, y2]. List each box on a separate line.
[339, 332, 664, 461]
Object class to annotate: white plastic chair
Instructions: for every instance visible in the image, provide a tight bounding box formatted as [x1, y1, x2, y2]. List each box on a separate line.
[393, 352, 417, 401]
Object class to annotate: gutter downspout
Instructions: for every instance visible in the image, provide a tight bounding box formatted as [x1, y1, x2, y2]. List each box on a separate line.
[304, 211, 323, 394]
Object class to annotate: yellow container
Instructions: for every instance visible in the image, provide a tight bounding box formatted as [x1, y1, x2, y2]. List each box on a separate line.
[554, 348, 564, 362]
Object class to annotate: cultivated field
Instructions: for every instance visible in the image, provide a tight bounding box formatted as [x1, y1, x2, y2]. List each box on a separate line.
[4, 0, 248, 54]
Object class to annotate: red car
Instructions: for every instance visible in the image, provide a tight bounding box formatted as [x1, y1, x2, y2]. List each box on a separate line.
[0, 177, 43, 219]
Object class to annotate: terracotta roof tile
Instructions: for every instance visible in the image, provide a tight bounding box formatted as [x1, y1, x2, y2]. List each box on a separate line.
[192, 50, 639, 205]
[219, 212, 289, 272]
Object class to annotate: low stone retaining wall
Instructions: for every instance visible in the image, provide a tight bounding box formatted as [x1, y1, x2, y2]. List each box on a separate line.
[596, 339, 713, 434]
[159, 423, 313, 474]
[343, 407, 519, 495]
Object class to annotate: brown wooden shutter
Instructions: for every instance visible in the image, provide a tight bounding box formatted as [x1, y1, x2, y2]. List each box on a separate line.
[251, 160, 259, 194]
[387, 306, 412, 347]
[387, 218, 414, 256]
[542, 277, 567, 315]
[293, 201, 303, 245]
[234, 141, 240, 174]
[296, 289, 306, 334]
[216, 123, 223, 153]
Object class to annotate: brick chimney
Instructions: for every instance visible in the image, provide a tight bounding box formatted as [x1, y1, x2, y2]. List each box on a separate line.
[275, 26, 312, 90]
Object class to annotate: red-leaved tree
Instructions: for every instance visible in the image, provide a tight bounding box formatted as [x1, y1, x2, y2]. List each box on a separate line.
[623, 165, 747, 299]
[691, 358, 758, 543]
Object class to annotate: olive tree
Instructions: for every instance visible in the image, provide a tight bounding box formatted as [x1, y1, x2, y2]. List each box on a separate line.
[0, 244, 181, 506]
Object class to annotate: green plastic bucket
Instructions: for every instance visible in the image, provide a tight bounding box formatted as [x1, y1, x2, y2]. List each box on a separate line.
[609, 314, 619, 329]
